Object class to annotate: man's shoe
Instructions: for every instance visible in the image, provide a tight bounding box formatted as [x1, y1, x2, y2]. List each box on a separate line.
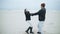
[37, 32, 41, 34]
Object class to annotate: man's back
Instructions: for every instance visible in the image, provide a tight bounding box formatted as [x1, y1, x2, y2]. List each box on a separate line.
[38, 8, 46, 21]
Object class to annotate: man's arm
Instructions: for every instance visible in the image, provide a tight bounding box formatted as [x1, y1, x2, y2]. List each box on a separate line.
[31, 9, 42, 16]
[32, 12, 39, 15]
[30, 12, 38, 16]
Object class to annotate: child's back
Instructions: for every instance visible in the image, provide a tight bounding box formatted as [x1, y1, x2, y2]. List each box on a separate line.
[24, 9, 31, 21]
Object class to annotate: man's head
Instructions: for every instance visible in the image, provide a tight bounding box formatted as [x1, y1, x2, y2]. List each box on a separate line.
[41, 3, 45, 8]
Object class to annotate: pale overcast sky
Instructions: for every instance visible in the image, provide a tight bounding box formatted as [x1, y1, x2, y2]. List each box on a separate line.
[0, 0, 60, 10]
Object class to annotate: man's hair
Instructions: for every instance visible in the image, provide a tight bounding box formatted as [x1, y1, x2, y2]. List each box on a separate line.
[41, 3, 45, 7]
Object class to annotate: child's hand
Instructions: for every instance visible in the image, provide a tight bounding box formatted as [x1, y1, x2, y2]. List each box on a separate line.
[24, 9, 27, 11]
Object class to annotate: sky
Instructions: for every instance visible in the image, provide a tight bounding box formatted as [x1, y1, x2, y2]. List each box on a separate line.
[0, 0, 60, 10]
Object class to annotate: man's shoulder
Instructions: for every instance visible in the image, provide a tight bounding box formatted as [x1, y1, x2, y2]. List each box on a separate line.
[42, 8, 46, 10]
[41, 8, 46, 11]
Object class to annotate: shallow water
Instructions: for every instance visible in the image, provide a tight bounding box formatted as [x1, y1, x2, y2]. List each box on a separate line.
[0, 10, 60, 34]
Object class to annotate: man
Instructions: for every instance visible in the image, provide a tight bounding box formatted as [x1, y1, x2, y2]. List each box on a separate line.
[24, 9, 33, 34]
[32, 3, 46, 34]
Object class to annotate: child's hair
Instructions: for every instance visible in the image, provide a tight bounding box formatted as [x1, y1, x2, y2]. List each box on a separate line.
[41, 3, 45, 7]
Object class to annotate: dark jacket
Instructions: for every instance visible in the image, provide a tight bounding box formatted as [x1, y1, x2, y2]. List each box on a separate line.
[24, 10, 31, 21]
[32, 8, 46, 21]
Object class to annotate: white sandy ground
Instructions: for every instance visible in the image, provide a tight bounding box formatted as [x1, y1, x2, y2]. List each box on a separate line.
[0, 10, 60, 34]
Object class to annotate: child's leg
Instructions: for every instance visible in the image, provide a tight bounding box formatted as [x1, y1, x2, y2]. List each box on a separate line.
[29, 27, 33, 33]
[26, 21, 33, 33]
[26, 27, 30, 32]
[27, 21, 32, 27]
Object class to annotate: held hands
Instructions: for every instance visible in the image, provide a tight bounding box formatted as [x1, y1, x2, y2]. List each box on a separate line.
[24, 8, 34, 16]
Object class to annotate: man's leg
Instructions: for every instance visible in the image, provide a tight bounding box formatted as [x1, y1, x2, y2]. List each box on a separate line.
[38, 21, 44, 34]
[37, 22, 41, 34]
